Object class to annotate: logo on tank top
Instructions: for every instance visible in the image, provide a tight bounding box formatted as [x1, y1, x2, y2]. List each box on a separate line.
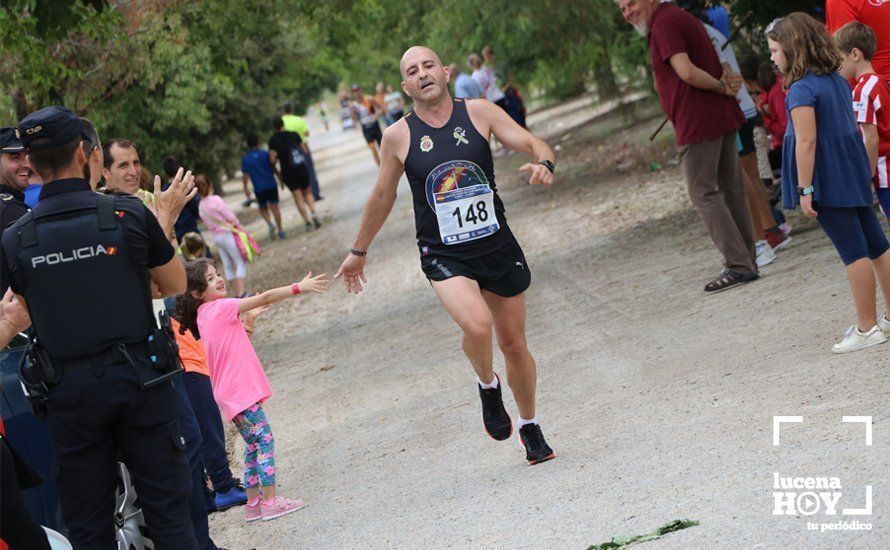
[420, 135, 434, 153]
[453, 126, 469, 146]
[425, 160, 491, 208]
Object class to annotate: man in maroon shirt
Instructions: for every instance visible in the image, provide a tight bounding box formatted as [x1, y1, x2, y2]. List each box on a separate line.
[619, 0, 759, 292]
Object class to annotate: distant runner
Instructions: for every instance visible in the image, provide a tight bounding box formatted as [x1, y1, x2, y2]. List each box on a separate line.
[335, 46, 557, 465]
[268, 117, 321, 233]
[351, 84, 384, 166]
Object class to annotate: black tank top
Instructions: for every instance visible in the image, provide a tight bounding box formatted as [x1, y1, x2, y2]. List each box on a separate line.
[403, 98, 512, 259]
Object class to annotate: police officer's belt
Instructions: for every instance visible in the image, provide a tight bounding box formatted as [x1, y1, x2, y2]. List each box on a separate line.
[52, 341, 150, 371]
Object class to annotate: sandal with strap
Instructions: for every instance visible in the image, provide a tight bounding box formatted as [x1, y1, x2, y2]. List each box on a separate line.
[704, 269, 759, 293]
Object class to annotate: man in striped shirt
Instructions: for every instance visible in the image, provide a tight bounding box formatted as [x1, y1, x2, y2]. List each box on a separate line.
[837, 22, 890, 217]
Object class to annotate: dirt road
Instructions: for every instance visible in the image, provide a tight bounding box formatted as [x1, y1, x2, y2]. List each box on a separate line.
[209, 103, 888, 549]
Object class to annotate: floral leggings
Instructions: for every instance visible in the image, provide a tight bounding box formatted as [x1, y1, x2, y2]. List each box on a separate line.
[232, 403, 275, 488]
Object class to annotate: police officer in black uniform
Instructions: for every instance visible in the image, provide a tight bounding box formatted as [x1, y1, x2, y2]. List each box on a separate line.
[0, 127, 32, 295]
[0, 127, 31, 227]
[0, 106, 199, 549]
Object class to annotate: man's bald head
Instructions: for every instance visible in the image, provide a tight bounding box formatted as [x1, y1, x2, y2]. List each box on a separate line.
[400, 45, 451, 105]
[400, 46, 443, 78]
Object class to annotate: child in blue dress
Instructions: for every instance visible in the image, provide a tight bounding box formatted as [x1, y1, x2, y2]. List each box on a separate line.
[768, 13, 890, 353]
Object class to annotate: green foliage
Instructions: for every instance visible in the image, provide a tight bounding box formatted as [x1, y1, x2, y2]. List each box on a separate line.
[730, 0, 825, 55]
[1, 0, 650, 179]
[325, 0, 646, 101]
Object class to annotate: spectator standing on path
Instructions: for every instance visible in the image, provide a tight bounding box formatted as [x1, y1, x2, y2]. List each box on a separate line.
[680, 0, 790, 267]
[826, 0, 890, 77]
[196, 174, 249, 297]
[0, 127, 31, 227]
[705, 1, 730, 39]
[102, 138, 166, 220]
[282, 102, 323, 201]
[470, 53, 510, 154]
[740, 56, 789, 172]
[1, 106, 200, 548]
[178, 259, 329, 523]
[384, 85, 406, 122]
[482, 46, 527, 128]
[241, 133, 286, 241]
[469, 53, 507, 109]
[618, 0, 759, 292]
[102, 137, 220, 549]
[451, 62, 483, 100]
[836, 22, 890, 220]
[0, 128, 31, 294]
[769, 14, 890, 353]
[268, 116, 321, 233]
[169, 310, 248, 513]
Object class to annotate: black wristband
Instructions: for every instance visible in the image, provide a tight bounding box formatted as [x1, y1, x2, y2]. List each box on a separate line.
[349, 248, 367, 257]
[538, 159, 555, 174]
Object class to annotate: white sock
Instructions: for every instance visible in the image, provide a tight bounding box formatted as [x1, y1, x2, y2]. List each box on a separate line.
[477, 373, 498, 389]
[518, 416, 537, 428]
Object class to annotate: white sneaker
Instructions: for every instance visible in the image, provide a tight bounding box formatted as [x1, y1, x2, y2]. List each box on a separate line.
[832, 325, 887, 354]
[878, 314, 890, 332]
[755, 240, 776, 267]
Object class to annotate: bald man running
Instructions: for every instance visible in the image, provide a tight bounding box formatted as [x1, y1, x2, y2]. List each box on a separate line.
[335, 46, 557, 464]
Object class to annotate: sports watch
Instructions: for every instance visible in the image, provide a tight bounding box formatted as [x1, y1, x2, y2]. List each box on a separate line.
[538, 159, 555, 174]
[797, 185, 814, 196]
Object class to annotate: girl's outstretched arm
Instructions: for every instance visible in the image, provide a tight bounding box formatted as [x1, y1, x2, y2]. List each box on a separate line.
[237, 271, 329, 314]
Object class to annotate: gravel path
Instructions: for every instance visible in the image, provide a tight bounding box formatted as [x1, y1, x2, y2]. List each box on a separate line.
[207, 102, 889, 549]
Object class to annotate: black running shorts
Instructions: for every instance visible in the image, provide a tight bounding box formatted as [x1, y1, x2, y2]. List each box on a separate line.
[362, 123, 383, 145]
[420, 237, 531, 297]
[254, 187, 279, 208]
[282, 167, 311, 191]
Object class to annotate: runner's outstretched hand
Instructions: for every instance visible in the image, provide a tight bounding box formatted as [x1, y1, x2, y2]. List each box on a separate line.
[298, 271, 330, 294]
[334, 254, 368, 294]
[519, 163, 553, 186]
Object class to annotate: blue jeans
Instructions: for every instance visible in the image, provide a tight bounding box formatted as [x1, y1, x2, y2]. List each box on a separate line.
[183, 372, 236, 492]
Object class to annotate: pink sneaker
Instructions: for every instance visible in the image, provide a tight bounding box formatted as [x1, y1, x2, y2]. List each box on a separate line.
[261, 496, 305, 521]
[244, 498, 262, 522]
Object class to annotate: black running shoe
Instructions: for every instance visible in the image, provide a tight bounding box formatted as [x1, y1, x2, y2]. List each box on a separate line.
[519, 423, 555, 465]
[478, 374, 512, 441]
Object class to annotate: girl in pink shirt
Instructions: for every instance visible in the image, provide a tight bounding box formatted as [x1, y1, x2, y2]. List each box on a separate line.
[177, 258, 329, 522]
[196, 174, 249, 297]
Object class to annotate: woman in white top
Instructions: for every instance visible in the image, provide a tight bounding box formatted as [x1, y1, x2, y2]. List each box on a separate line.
[468, 53, 506, 105]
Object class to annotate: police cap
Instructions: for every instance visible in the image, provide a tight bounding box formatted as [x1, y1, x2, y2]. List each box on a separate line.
[18, 106, 84, 152]
[0, 126, 24, 153]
